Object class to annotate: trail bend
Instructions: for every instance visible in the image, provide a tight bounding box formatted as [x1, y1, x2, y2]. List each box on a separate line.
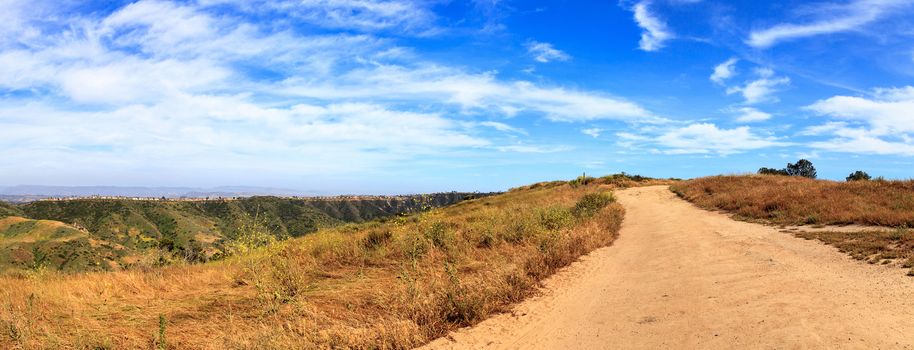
[423, 185, 914, 349]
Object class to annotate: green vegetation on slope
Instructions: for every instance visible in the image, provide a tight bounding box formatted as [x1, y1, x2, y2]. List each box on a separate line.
[0, 193, 483, 272]
[0, 202, 22, 218]
[0, 216, 117, 272]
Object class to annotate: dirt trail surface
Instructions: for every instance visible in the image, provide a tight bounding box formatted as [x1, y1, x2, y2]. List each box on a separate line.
[423, 186, 914, 349]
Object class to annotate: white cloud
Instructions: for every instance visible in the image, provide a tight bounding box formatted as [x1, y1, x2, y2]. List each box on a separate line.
[799, 121, 850, 136]
[582, 128, 603, 138]
[202, 0, 437, 34]
[656, 123, 784, 155]
[807, 126, 914, 156]
[806, 86, 914, 135]
[802, 86, 914, 156]
[0, 0, 664, 184]
[726, 68, 790, 104]
[616, 132, 649, 141]
[526, 41, 571, 63]
[0, 99, 489, 177]
[747, 0, 911, 48]
[495, 144, 572, 153]
[477, 121, 527, 135]
[710, 57, 738, 85]
[280, 64, 659, 123]
[732, 107, 772, 123]
[632, 1, 673, 51]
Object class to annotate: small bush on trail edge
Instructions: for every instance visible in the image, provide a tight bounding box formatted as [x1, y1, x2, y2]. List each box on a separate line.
[571, 192, 616, 219]
[847, 171, 872, 182]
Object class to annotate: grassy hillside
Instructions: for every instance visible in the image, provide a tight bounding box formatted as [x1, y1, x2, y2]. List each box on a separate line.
[0, 217, 122, 272]
[0, 181, 625, 349]
[0, 202, 22, 218]
[672, 175, 914, 275]
[671, 175, 914, 227]
[0, 193, 480, 272]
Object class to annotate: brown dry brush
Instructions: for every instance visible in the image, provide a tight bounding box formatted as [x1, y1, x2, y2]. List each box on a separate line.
[0, 182, 624, 349]
[673, 175, 914, 276]
[671, 175, 914, 227]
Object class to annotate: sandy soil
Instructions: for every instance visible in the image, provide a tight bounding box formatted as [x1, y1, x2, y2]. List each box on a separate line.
[423, 186, 914, 349]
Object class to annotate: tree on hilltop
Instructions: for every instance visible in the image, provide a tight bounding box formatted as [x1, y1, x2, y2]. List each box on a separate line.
[785, 159, 817, 179]
[846, 171, 871, 182]
[758, 167, 788, 176]
[758, 159, 817, 179]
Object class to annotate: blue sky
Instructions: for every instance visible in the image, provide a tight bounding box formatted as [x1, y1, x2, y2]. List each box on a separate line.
[1, 0, 914, 194]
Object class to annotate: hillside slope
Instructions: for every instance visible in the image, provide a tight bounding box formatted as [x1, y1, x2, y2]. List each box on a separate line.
[0, 193, 483, 272]
[0, 181, 624, 349]
[0, 202, 22, 218]
[0, 216, 119, 272]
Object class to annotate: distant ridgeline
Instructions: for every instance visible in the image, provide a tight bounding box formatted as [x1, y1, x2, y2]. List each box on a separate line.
[0, 193, 493, 272]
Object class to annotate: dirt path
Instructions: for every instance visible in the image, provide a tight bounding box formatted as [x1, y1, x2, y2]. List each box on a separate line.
[424, 186, 914, 349]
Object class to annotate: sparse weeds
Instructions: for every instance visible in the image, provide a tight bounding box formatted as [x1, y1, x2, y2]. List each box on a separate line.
[793, 229, 914, 275]
[424, 222, 455, 251]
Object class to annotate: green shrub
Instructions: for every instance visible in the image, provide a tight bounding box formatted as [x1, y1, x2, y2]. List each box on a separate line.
[571, 192, 616, 219]
[502, 216, 542, 244]
[538, 207, 574, 231]
[223, 221, 276, 256]
[569, 174, 595, 188]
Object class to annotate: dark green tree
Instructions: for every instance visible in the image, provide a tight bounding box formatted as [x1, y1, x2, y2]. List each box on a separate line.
[785, 159, 817, 178]
[846, 170, 871, 182]
[758, 167, 788, 176]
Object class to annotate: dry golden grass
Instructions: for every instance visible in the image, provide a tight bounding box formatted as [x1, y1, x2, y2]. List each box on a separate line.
[672, 175, 914, 276]
[671, 175, 914, 227]
[793, 229, 914, 275]
[0, 182, 624, 349]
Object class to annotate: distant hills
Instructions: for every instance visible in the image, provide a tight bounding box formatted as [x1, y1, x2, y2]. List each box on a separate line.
[0, 185, 312, 202]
